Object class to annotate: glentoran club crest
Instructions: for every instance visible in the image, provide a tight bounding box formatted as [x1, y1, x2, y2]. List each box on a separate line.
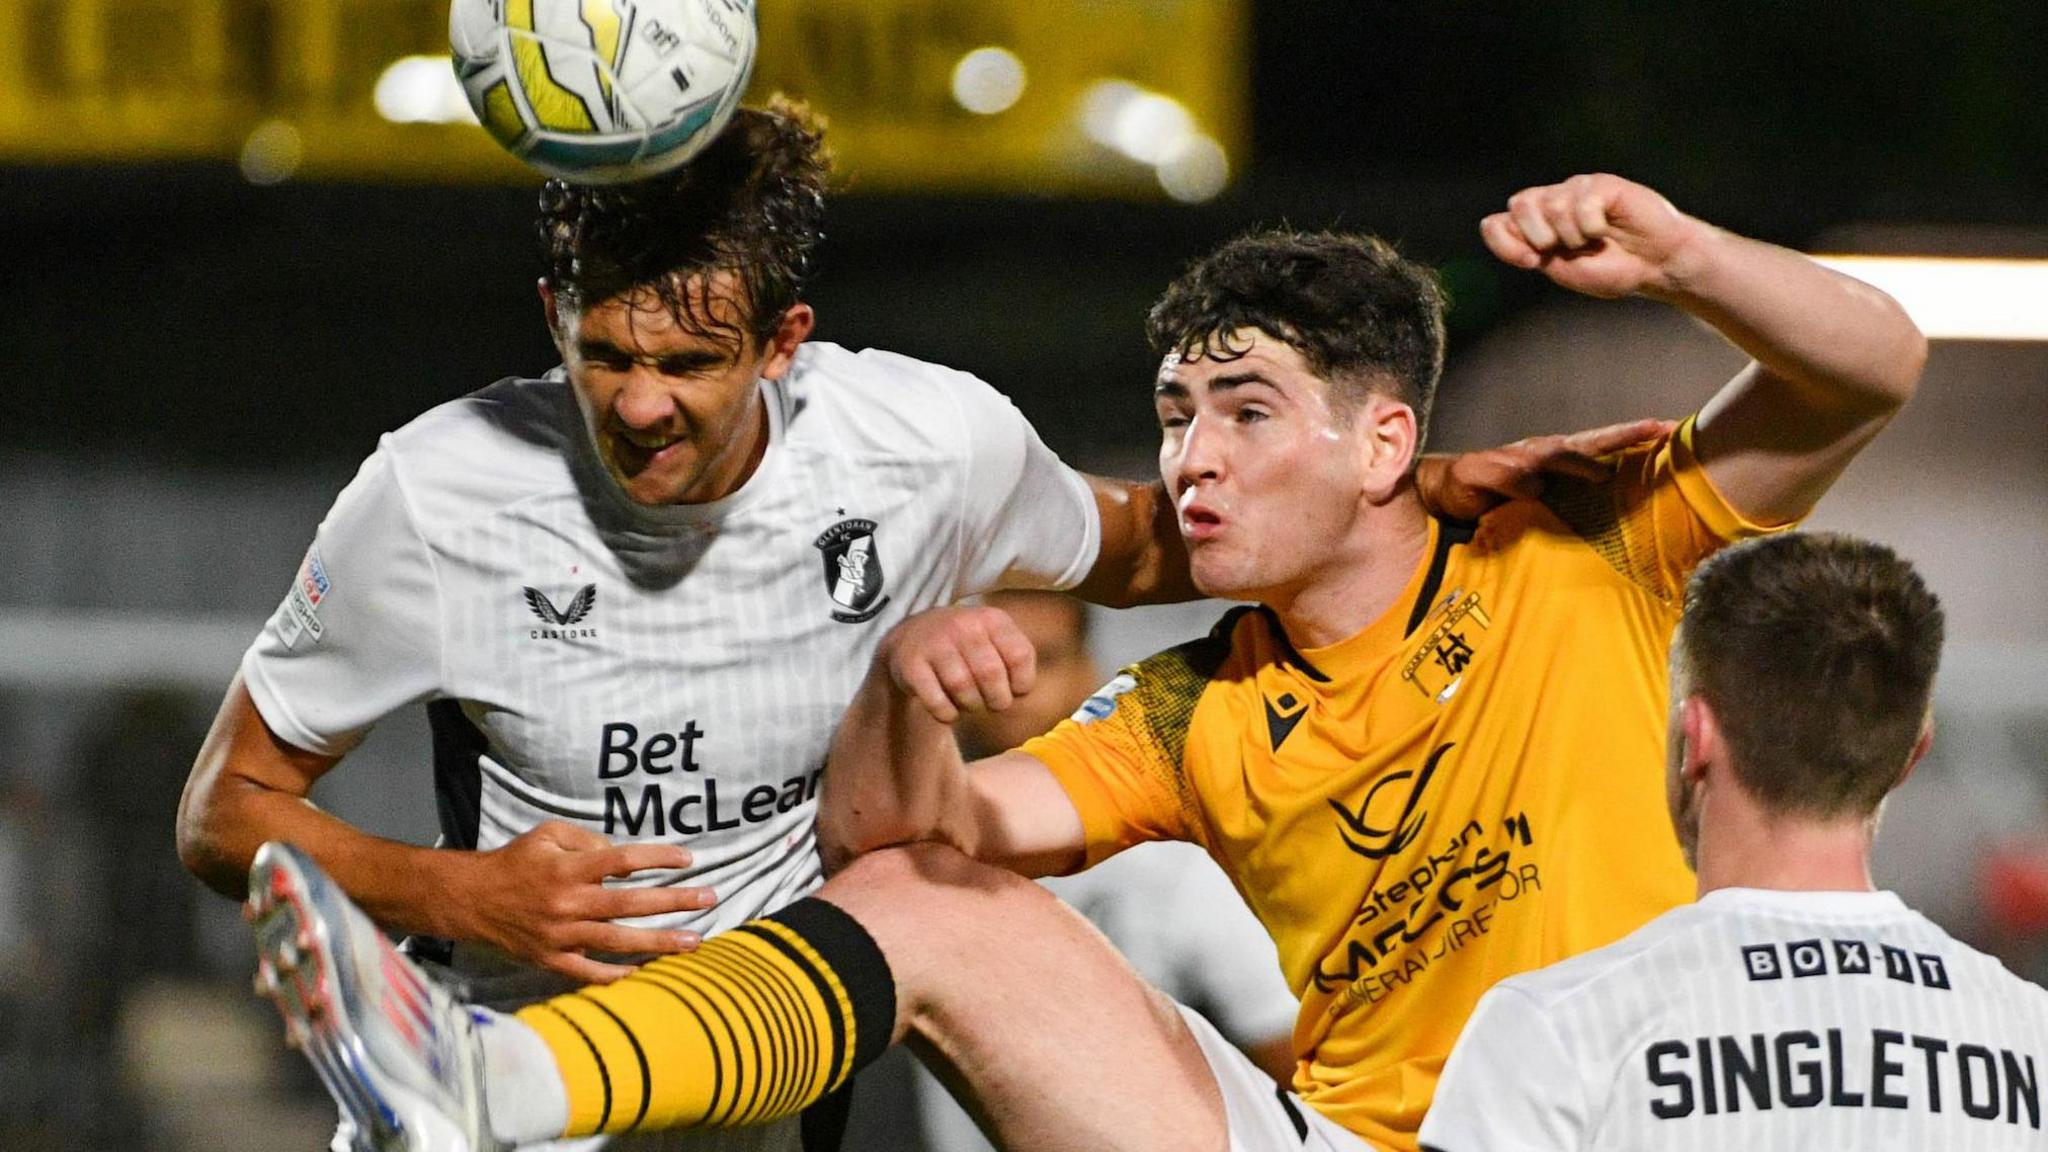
[814, 517, 890, 623]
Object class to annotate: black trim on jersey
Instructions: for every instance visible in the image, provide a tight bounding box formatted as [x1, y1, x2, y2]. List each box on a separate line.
[1251, 513, 1476, 680]
[399, 934, 455, 967]
[1209, 604, 1259, 644]
[1203, 606, 1264, 675]
[1404, 517, 1476, 639]
[1276, 1085, 1311, 1142]
[1256, 605, 1331, 683]
[427, 699, 486, 851]
[1111, 610, 1248, 790]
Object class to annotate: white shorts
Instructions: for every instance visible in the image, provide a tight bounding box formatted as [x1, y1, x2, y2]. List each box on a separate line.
[1177, 1004, 1374, 1152]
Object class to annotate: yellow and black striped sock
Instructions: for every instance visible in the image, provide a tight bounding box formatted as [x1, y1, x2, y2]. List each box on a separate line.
[515, 899, 895, 1138]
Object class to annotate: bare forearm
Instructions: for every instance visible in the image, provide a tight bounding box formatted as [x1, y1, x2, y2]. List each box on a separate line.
[1654, 227, 1926, 408]
[179, 779, 470, 938]
[818, 673, 973, 872]
[1071, 477, 1198, 608]
[181, 680, 709, 979]
[179, 678, 478, 936]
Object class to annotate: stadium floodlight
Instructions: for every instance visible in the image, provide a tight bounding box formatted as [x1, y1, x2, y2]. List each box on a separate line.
[239, 119, 302, 184]
[1811, 256, 2048, 341]
[951, 47, 1027, 116]
[374, 55, 478, 126]
[1157, 134, 1230, 204]
[1111, 92, 1196, 166]
[1076, 78, 1231, 202]
[1078, 79, 1143, 148]
[1078, 79, 1194, 164]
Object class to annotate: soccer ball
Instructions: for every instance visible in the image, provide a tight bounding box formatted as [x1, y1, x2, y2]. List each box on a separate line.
[450, 0, 757, 184]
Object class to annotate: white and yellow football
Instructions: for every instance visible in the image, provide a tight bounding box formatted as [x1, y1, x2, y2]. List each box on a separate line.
[450, 0, 756, 184]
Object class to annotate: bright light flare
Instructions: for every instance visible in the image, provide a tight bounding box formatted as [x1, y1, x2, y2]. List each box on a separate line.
[1813, 256, 2048, 341]
[1079, 79, 1144, 147]
[1157, 135, 1230, 203]
[374, 55, 478, 125]
[239, 120, 302, 185]
[952, 47, 1027, 115]
[1077, 78, 1232, 202]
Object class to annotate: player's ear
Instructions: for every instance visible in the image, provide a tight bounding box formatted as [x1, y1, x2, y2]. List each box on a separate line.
[759, 303, 816, 381]
[539, 279, 567, 345]
[1360, 395, 1420, 505]
[1680, 694, 1719, 786]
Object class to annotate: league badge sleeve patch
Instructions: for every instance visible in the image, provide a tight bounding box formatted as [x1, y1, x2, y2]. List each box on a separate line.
[279, 545, 330, 650]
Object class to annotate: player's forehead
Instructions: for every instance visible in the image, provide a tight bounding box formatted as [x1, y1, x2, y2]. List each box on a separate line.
[572, 270, 751, 354]
[1155, 327, 1319, 395]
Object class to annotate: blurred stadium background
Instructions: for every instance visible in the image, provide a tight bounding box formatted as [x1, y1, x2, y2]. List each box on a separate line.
[2, 1, 2045, 1148]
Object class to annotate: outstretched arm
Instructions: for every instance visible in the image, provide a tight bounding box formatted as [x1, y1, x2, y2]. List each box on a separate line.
[818, 606, 1086, 878]
[1484, 173, 1926, 524]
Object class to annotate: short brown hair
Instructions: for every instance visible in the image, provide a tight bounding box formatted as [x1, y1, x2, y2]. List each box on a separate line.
[537, 96, 830, 350]
[1679, 532, 1944, 818]
[1144, 230, 1447, 446]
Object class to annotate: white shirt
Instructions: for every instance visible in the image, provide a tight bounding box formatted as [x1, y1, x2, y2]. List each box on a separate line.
[1421, 888, 2048, 1152]
[242, 341, 1100, 999]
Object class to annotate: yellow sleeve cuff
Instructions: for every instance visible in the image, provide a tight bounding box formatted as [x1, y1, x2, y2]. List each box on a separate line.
[1667, 414, 1803, 541]
[1018, 728, 1140, 873]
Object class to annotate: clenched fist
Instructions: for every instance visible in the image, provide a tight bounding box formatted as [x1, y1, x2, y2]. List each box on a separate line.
[1481, 173, 1710, 300]
[877, 604, 1039, 724]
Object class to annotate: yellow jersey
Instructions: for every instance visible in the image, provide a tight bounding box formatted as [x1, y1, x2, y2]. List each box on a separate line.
[1022, 420, 1787, 1152]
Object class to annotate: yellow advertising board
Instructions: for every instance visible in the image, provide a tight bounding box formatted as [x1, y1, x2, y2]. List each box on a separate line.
[0, 0, 1247, 193]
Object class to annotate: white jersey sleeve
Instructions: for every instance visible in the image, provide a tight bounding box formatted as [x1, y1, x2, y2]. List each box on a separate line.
[241, 443, 444, 756]
[946, 372, 1100, 596]
[1422, 983, 1588, 1152]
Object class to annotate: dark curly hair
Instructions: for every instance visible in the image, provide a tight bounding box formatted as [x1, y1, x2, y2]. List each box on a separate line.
[1146, 230, 1447, 449]
[538, 96, 830, 352]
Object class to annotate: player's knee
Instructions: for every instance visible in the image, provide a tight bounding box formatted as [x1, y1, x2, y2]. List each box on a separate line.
[823, 842, 1052, 943]
[832, 840, 1019, 897]
[821, 844, 1078, 1030]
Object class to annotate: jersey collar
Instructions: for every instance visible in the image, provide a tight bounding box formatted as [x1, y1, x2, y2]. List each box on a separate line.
[1699, 888, 1910, 917]
[1290, 516, 1469, 682]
